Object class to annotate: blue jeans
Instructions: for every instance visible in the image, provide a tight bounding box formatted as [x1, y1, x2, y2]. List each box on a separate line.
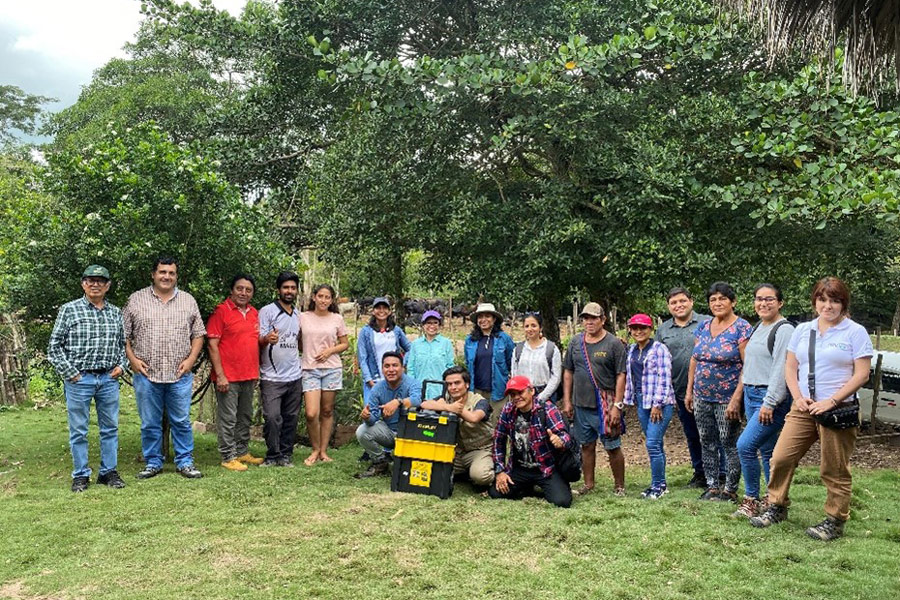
[635, 401, 674, 489]
[133, 373, 195, 469]
[64, 372, 120, 479]
[737, 385, 790, 498]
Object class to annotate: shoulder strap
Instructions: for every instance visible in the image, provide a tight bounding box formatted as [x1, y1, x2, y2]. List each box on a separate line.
[545, 340, 555, 369]
[767, 319, 789, 355]
[514, 341, 524, 363]
[580, 334, 602, 392]
[807, 328, 816, 400]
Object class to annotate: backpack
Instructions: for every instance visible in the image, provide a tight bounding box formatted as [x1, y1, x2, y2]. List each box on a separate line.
[514, 340, 556, 369]
[749, 319, 795, 355]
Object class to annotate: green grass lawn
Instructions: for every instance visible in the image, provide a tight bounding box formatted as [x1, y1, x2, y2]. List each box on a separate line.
[1, 397, 899, 600]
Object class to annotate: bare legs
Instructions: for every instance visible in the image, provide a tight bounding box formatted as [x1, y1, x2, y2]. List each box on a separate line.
[303, 389, 336, 465]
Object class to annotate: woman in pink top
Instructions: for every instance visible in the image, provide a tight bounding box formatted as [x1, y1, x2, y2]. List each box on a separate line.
[300, 284, 349, 465]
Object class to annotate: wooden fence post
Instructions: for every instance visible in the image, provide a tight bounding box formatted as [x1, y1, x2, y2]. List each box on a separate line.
[871, 353, 884, 425]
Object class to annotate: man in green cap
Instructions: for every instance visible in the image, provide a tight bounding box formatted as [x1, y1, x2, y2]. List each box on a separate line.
[48, 265, 129, 492]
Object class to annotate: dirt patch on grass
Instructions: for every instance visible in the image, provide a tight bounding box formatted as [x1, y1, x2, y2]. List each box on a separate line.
[212, 552, 256, 570]
[0, 580, 71, 600]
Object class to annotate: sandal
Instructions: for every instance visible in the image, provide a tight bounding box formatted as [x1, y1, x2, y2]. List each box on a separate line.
[575, 485, 595, 496]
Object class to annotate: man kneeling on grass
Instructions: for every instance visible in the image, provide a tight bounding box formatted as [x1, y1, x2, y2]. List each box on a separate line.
[354, 352, 422, 478]
[419, 366, 494, 489]
[489, 376, 573, 508]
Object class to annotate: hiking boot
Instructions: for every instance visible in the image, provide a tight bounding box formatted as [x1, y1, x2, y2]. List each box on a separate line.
[221, 459, 248, 472]
[71, 476, 90, 493]
[276, 456, 294, 468]
[97, 470, 126, 489]
[177, 464, 203, 479]
[685, 473, 706, 488]
[713, 490, 738, 503]
[750, 503, 788, 528]
[354, 458, 390, 479]
[236, 453, 265, 466]
[806, 516, 845, 541]
[731, 497, 761, 519]
[136, 465, 163, 480]
[699, 487, 719, 500]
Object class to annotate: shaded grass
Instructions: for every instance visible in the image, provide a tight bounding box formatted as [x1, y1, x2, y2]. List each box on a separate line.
[1, 399, 899, 600]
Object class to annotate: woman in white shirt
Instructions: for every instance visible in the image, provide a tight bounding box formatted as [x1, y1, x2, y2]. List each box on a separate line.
[510, 313, 562, 404]
[750, 277, 872, 541]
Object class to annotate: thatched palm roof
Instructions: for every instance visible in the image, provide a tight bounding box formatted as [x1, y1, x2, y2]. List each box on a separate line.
[719, 1, 899, 94]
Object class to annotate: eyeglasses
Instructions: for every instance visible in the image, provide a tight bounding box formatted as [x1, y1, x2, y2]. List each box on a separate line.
[754, 296, 778, 303]
[83, 278, 109, 286]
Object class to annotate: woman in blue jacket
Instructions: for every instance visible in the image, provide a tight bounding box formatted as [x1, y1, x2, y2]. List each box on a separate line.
[464, 303, 514, 426]
[357, 297, 411, 405]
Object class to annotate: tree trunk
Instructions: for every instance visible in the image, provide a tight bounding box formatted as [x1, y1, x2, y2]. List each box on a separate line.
[0, 313, 28, 405]
[538, 296, 561, 343]
[389, 247, 405, 321]
[891, 293, 900, 334]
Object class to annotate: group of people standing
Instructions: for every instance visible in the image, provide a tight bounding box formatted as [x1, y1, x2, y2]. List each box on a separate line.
[48, 261, 871, 541]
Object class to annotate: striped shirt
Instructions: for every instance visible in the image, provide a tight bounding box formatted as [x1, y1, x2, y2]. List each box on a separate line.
[624, 340, 675, 409]
[47, 296, 128, 380]
[123, 286, 206, 383]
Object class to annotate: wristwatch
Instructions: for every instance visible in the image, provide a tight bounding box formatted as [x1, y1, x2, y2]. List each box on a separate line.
[613, 402, 625, 410]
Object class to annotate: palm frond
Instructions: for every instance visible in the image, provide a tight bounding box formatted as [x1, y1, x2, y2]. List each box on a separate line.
[718, 0, 899, 95]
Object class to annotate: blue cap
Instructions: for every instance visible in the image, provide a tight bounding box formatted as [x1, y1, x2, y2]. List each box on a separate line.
[372, 297, 390, 308]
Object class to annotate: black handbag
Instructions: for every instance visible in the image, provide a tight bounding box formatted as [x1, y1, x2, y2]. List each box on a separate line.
[539, 403, 582, 482]
[808, 329, 860, 430]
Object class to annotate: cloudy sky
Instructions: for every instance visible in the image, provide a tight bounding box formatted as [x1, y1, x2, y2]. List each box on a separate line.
[1, 0, 246, 138]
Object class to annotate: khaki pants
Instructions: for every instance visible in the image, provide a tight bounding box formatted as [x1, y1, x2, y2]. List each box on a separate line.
[453, 448, 494, 486]
[767, 407, 857, 521]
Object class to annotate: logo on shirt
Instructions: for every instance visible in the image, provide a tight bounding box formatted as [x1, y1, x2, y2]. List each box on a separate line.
[593, 351, 608, 359]
[827, 342, 852, 352]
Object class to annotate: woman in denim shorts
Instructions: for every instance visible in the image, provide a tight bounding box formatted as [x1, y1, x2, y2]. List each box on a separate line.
[300, 284, 349, 466]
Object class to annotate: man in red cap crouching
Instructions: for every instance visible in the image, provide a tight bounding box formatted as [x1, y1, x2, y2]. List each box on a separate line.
[488, 375, 573, 507]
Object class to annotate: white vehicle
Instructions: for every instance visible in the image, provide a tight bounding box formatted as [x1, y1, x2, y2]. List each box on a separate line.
[857, 351, 900, 424]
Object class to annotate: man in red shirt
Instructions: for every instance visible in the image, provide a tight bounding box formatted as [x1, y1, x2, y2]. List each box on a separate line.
[207, 274, 264, 471]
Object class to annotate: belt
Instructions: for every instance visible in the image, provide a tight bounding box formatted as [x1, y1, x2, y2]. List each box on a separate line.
[82, 368, 113, 375]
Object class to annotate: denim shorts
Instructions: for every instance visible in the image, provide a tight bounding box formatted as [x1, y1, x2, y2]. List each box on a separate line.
[301, 367, 342, 391]
[573, 406, 622, 450]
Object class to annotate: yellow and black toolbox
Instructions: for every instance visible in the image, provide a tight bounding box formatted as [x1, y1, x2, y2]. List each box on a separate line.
[391, 380, 458, 499]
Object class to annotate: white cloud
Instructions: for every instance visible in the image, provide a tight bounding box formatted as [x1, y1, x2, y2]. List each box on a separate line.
[0, 0, 248, 92]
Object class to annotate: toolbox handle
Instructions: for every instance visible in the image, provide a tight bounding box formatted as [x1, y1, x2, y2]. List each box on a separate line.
[421, 379, 448, 401]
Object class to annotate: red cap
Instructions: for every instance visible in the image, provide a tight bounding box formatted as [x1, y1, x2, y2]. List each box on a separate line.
[627, 313, 653, 327]
[505, 375, 532, 393]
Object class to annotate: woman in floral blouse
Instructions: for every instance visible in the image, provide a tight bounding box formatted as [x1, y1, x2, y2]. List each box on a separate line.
[686, 282, 752, 502]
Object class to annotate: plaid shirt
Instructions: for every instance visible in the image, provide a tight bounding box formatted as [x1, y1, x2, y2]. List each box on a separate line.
[47, 296, 128, 380]
[492, 400, 571, 478]
[624, 341, 675, 409]
[123, 286, 206, 383]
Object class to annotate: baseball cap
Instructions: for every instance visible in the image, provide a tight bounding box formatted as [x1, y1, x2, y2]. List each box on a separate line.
[421, 310, 443, 323]
[505, 375, 532, 393]
[372, 297, 390, 308]
[579, 302, 604, 318]
[627, 313, 653, 327]
[82, 265, 110, 280]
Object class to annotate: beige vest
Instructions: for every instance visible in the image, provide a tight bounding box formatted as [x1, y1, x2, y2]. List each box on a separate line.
[457, 391, 494, 452]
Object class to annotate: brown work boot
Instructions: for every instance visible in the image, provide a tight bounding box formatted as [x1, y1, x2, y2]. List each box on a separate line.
[236, 453, 265, 466]
[221, 459, 248, 472]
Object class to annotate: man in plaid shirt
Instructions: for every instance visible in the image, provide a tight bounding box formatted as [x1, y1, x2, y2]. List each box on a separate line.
[124, 257, 206, 480]
[48, 265, 129, 493]
[489, 376, 573, 507]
